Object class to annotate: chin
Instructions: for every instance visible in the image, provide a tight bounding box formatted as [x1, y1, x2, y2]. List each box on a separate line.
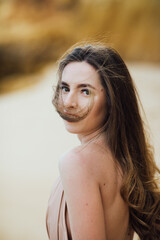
[65, 127, 79, 134]
[64, 121, 80, 134]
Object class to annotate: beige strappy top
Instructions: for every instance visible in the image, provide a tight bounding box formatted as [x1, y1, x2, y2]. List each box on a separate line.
[46, 177, 72, 240]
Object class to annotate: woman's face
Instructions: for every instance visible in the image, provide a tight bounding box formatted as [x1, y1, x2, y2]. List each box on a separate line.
[58, 61, 107, 135]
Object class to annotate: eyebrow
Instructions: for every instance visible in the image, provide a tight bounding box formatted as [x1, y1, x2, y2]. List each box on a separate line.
[61, 81, 96, 90]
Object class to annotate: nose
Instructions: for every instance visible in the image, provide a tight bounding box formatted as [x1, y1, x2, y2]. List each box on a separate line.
[63, 91, 78, 109]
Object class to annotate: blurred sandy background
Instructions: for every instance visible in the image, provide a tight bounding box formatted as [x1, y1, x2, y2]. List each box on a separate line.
[0, 0, 160, 240]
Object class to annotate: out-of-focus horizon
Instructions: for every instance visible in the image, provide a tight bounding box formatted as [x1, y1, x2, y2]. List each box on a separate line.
[0, 0, 160, 93]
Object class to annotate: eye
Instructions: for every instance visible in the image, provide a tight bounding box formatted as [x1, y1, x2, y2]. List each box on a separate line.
[60, 85, 70, 93]
[81, 89, 90, 96]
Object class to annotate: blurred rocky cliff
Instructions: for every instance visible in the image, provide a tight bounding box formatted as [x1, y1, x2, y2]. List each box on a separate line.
[0, 0, 160, 86]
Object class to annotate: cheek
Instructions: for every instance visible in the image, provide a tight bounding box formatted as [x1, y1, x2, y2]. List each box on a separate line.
[94, 106, 106, 123]
[84, 104, 106, 129]
[78, 93, 94, 109]
[92, 96, 107, 117]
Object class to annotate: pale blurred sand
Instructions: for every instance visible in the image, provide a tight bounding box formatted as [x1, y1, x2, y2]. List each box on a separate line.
[0, 63, 159, 240]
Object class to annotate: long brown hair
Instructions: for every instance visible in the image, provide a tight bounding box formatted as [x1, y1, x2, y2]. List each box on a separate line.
[53, 43, 160, 239]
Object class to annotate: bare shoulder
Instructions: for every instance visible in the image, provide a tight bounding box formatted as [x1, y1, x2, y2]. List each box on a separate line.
[59, 143, 116, 184]
[58, 146, 95, 180]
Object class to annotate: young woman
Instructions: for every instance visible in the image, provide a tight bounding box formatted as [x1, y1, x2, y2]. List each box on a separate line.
[46, 44, 160, 240]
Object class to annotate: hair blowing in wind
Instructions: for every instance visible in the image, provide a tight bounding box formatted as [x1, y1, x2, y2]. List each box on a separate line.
[52, 43, 160, 240]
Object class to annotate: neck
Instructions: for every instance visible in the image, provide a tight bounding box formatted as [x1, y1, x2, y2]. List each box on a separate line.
[78, 127, 106, 145]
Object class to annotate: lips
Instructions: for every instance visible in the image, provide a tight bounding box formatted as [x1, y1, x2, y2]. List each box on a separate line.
[66, 113, 78, 117]
[63, 110, 79, 118]
[56, 104, 91, 122]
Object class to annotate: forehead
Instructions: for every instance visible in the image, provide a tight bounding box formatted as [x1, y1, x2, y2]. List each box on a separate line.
[61, 61, 101, 87]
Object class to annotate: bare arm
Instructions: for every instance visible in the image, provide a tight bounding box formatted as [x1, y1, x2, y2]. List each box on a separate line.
[59, 150, 106, 240]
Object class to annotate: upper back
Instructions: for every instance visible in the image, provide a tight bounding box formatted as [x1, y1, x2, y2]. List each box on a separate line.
[76, 141, 133, 240]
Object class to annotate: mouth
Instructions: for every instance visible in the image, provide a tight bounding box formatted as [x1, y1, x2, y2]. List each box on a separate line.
[56, 103, 92, 123]
[64, 111, 79, 117]
[58, 110, 81, 122]
[63, 109, 80, 117]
